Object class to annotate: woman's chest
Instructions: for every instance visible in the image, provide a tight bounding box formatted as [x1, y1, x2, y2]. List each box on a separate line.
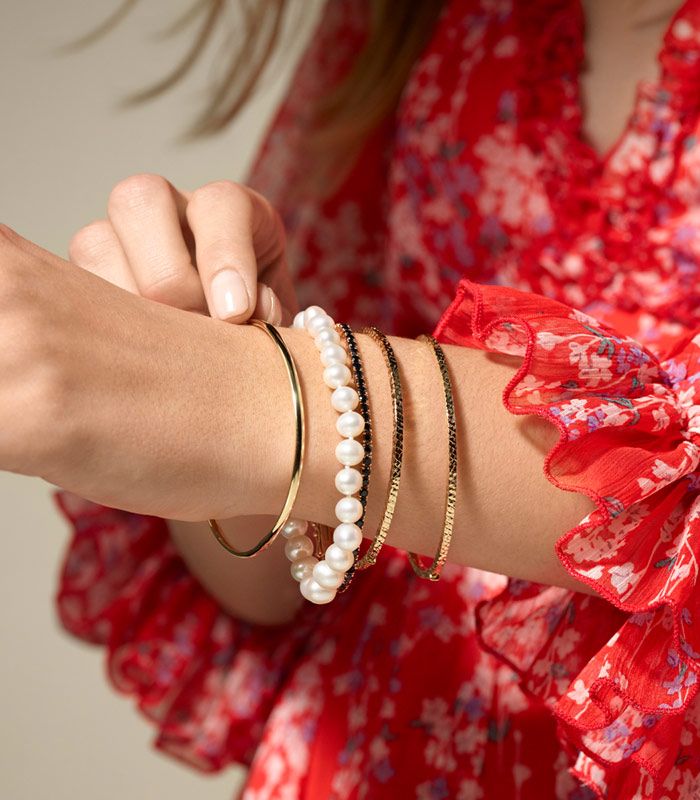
[580, 0, 681, 155]
[385, 0, 700, 337]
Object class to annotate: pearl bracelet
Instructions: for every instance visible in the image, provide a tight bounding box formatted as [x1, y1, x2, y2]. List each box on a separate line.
[281, 305, 365, 604]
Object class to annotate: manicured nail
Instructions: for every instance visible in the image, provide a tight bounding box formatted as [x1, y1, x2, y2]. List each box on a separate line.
[266, 286, 283, 325]
[211, 269, 248, 319]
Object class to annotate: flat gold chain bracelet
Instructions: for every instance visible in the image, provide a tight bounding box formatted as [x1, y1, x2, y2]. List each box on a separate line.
[354, 326, 404, 570]
[208, 319, 305, 558]
[407, 334, 458, 580]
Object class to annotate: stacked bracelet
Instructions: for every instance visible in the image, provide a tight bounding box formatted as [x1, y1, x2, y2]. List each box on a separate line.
[353, 326, 404, 570]
[407, 334, 457, 580]
[334, 323, 372, 593]
[280, 306, 366, 604]
[209, 311, 455, 603]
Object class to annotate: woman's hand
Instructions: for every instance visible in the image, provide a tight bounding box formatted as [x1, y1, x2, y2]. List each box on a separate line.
[61, 174, 306, 624]
[0, 224, 285, 521]
[67, 174, 298, 324]
[62, 173, 307, 624]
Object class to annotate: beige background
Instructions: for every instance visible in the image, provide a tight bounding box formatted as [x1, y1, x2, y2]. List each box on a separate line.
[0, 2, 317, 797]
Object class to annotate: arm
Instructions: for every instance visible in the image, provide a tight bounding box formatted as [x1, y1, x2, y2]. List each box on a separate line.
[0, 224, 595, 598]
[177, 322, 595, 596]
[167, 326, 593, 627]
[167, 516, 305, 625]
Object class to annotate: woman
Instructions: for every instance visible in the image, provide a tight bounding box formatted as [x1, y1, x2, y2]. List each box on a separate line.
[9, 0, 694, 796]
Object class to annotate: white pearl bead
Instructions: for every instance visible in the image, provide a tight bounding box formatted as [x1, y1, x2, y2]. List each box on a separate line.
[333, 522, 363, 551]
[331, 385, 359, 413]
[336, 410, 365, 438]
[284, 534, 314, 562]
[313, 560, 345, 589]
[307, 314, 334, 337]
[323, 363, 352, 389]
[290, 556, 316, 583]
[335, 438, 364, 466]
[335, 496, 363, 523]
[281, 518, 308, 538]
[335, 466, 362, 495]
[320, 343, 348, 367]
[300, 577, 336, 604]
[325, 543, 355, 572]
[303, 306, 326, 324]
[315, 328, 341, 350]
[292, 310, 306, 330]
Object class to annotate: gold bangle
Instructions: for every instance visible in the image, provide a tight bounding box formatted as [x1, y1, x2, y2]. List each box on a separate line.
[407, 335, 458, 580]
[208, 319, 305, 558]
[354, 326, 404, 570]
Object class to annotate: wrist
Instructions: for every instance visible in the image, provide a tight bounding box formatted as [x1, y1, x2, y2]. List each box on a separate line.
[272, 326, 440, 551]
[211, 321, 298, 518]
[273, 326, 340, 523]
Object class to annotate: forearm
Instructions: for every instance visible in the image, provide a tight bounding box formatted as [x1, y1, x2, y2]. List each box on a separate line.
[232, 324, 598, 596]
[0, 226, 598, 605]
[167, 515, 304, 625]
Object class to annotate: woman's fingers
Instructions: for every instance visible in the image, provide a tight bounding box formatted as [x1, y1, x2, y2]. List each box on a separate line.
[72, 174, 293, 325]
[185, 181, 286, 322]
[68, 219, 139, 293]
[107, 173, 207, 312]
[253, 282, 284, 325]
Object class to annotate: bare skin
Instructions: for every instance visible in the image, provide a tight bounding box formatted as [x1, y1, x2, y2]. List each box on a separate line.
[56, 0, 681, 626]
[580, 0, 681, 154]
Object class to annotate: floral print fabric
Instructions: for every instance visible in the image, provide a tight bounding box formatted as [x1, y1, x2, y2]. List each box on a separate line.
[53, 0, 700, 797]
[437, 281, 700, 798]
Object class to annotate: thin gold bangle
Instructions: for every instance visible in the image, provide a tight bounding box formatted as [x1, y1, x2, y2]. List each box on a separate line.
[354, 326, 404, 570]
[407, 335, 458, 580]
[208, 319, 305, 558]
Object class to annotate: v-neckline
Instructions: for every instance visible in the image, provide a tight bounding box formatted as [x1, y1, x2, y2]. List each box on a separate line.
[574, 0, 700, 169]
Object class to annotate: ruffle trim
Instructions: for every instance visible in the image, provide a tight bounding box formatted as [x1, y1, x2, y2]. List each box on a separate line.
[53, 490, 314, 773]
[433, 278, 700, 798]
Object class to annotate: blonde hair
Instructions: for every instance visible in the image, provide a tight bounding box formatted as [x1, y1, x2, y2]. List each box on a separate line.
[70, 0, 444, 193]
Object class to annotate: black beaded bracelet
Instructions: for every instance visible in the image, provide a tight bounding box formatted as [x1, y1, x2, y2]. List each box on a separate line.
[335, 322, 373, 592]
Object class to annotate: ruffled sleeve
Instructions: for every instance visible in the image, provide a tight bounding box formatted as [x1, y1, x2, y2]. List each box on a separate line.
[433, 278, 700, 799]
[53, 489, 315, 772]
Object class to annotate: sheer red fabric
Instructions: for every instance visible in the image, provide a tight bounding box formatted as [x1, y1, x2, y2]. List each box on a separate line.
[54, 0, 700, 796]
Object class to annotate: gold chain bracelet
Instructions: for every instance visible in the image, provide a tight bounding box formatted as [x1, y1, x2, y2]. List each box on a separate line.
[407, 334, 458, 580]
[353, 326, 404, 570]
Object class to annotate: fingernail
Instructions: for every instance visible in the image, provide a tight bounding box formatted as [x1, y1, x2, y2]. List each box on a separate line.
[211, 269, 249, 320]
[266, 286, 282, 325]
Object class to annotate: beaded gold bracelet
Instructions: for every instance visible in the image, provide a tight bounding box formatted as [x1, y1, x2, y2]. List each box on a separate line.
[407, 334, 458, 580]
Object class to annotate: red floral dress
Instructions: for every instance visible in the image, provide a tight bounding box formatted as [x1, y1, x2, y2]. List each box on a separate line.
[53, 0, 700, 797]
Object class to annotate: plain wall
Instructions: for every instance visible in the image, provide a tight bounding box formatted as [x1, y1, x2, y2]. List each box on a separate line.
[0, 2, 317, 797]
